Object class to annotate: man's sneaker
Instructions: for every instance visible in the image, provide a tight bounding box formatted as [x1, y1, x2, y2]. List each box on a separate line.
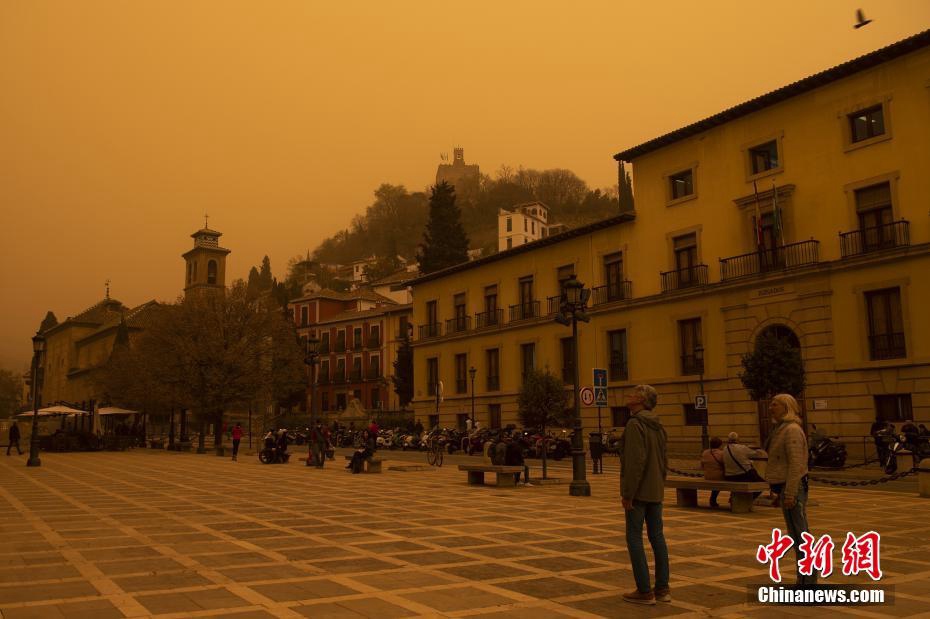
[654, 586, 671, 602]
[622, 590, 656, 605]
[524, 482, 533, 487]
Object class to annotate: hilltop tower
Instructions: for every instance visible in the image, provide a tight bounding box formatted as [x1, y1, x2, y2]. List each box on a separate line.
[183, 221, 231, 296]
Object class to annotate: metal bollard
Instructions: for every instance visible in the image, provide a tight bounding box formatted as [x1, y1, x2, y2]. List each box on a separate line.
[919, 458, 930, 499]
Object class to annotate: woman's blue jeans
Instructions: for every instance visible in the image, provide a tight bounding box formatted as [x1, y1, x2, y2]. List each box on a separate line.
[781, 477, 817, 584]
[625, 500, 669, 593]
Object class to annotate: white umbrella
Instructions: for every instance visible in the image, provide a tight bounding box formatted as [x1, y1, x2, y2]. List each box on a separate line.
[97, 407, 139, 416]
[16, 405, 87, 417]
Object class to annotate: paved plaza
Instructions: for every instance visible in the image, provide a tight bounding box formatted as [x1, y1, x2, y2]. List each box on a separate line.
[0, 450, 927, 618]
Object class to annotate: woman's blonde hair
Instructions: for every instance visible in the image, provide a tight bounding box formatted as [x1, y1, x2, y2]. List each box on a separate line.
[772, 393, 801, 423]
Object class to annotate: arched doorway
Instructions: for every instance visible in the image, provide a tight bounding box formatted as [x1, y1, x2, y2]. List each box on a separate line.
[754, 324, 806, 443]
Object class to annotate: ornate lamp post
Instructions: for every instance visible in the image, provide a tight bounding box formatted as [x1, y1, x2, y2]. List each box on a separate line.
[468, 366, 477, 428]
[27, 332, 46, 467]
[304, 335, 321, 426]
[695, 344, 708, 450]
[555, 275, 591, 497]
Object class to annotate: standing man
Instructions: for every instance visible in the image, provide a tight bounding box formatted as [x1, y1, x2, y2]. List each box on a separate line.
[231, 422, 243, 462]
[7, 421, 22, 456]
[619, 384, 670, 605]
[765, 393, 816, 584]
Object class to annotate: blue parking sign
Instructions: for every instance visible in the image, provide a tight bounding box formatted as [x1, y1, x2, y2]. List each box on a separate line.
[593, 369, 608, 406]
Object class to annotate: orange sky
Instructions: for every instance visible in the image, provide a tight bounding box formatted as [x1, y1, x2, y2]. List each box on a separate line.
[2, 1, 929, 371]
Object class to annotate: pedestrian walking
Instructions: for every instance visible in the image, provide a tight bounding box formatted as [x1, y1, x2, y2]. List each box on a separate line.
[310, 422, 328, 468]
[231, 422, 243, 461]
[619, 384, 670, 605]
[765, 393, 816, 584]
[7, 421, 22, 456]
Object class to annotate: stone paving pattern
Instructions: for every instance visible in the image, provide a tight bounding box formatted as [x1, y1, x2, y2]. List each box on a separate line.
[0, 450, 927, 618]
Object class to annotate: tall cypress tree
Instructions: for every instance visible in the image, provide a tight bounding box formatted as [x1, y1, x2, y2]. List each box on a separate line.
[618, 161, 635, 212]
[417, 182, 470, 274]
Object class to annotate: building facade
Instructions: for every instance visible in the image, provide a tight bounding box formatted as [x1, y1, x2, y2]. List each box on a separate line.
[408, 31, 930, 452]
[498, 202, 566, 251]
[288, 290, 412, 413]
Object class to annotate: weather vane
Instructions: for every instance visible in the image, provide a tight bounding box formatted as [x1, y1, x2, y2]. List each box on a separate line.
[204, 212, 209, 229]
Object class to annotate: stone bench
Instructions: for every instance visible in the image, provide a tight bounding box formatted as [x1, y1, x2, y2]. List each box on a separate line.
[458, 464, 525, 488]
[665, 477, 769, 513]
[343, 455, 383, 473]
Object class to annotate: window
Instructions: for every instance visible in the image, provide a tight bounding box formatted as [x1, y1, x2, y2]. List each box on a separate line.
[683, 403, 706, 426]
[669, 169, 694, 200]
[336, 393, 347, 410]
[320, 360, 330, 383]
[453, 293, 467, 332]
[874, 394, 912, 423]
[520, 343, 535, 383]
[320, 332, 330, 353]
[351, 356, 362, 381]
[335, 330, 346, 352]
[518, 275, 534, 319]
[557, 264, 574, 291]
[611, 406, 631, 428]
[749, 140, 779, 175]
[427, 358, 439, 396]
[320, 391, 329, 412]
[561, 337, 574, 383]
[484, 285, 498, 326]
[679, 318, 703, 375]
[428, 414, 439, 429]
[604, 252, 624, 301]
[455, 353, 468, 394]
[353, 327, 362, 350]
[488, 404, 502, 429]
[368, 355, 380, 378]
[608, 330, 628, 381]
[506, 217, 512, 232]
[524, 218, 528, 232]
[507, 238, 513, 249]
[855, 182, 895, 251]
[192, 260, 197, 281]
[370, 387, 380, 409]
[531, 221, 536, 234]
[849, 105, 885, 143]
[300, 306, 309, 326]
[865, 288, 905, 360]
[425, 300, 439, 337]
[207, 260, 218, 284]
[368, 325, 380, 347]
[187, 262, 192, 284]
[335, 358, 346, 382]
[486, 349, 500, 391]
[673, 233, 699, 285]
[398, 316, 409, 340]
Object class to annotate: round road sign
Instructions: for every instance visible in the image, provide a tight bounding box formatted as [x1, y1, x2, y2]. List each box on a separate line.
[580, 387, 595, 406]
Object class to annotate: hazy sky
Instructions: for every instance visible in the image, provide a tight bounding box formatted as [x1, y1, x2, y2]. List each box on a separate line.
[2, 1, 929, 371]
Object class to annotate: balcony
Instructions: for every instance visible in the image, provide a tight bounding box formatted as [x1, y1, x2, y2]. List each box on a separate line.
[352, 341, 363, 352]
[349, 370, 363, 382]
[445, 315, 471, 335]
[367, 336, 381, 348]
[840, 220, 910, 258]
[547, 295, 561, 315]
[334, 340, 346, 353]
[591, 281, 632, 305]
[486, 375, 500, 391]
[418, 323, 442, 340]
[475, 309, 503, 329]
[869, 332, 906, 360]
[660, 265, 708, 292]
[319, 342, 330, 354]
[509, 301, 540, 322]
[719, 239, 820, 281]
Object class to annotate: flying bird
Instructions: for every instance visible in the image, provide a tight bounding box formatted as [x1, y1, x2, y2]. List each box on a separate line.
[854, 9, 872, 29]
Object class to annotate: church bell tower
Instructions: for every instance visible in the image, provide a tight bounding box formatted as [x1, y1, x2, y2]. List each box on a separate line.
[183, 218, 231, 296]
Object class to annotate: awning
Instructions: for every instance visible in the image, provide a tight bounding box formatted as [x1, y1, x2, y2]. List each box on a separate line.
[16, 405, 88, 417]
[97, 407, 139, 416]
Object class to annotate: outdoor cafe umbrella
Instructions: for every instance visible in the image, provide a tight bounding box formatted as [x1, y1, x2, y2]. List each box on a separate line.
[16, 405, 88, 417]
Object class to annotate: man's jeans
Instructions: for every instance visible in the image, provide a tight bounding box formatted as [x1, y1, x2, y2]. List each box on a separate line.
[625, 500, 669, 593]
[780, 477, 817, 584]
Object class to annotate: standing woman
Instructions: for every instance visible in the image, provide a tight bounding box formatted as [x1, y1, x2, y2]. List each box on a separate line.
[765, 393, 816, 584]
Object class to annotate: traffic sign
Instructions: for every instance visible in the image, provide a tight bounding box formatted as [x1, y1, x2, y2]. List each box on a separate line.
[593, 368, 607, 387]
[580, 387, 595, 406]
[592, 368, 608, 406]
[695, 394, 707, 410]
[595, 388, 608, 407]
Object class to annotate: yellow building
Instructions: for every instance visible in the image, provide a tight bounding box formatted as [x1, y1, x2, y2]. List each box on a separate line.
[408, 31, 930, 455]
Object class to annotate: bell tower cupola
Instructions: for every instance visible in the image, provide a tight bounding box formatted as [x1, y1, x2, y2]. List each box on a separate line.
[183, 216, 231, 296]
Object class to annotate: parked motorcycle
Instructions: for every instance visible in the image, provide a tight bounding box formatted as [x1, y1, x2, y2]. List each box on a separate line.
[808, 431, 847, 468]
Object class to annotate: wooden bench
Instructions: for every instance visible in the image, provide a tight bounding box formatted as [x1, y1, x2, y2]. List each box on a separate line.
[458, 464, 525, 487]
[665, 477, 769, 513]
[343, 455, 383, 473]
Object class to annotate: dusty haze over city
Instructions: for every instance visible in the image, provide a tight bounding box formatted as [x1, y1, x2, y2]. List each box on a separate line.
[2, 1, 929, 370]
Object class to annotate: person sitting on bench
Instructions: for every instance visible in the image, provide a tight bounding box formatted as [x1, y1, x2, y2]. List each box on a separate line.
[700, 436, 725, 507]
[723, 432, 766, 498]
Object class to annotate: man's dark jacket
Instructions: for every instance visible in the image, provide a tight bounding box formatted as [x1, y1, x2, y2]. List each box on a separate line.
[620, 410, 668, 503]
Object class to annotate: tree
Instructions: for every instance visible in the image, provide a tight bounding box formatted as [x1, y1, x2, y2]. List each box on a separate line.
[392, 336, 413, 409]
[0, 369, 21, 418]
[618, 161, 635, 212]
[739, 333, 806, 401]
[363, 255, 400, 283]
[259, 256, 274, 289]
[246, 266, 262, 297]
[418, 181, 470, 274]
[517, 369, 570, 479]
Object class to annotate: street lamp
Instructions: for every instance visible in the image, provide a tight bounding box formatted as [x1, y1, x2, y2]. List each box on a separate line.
[468, 366, 477, 427]
[27, 332, 46, 467]
[555, 274, 592, 497]
[305, 335, 321, 426]
[695, 344, 708, 450]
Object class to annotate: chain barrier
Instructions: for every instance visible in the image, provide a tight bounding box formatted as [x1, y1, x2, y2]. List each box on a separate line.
[667, 466, 703, 478]
[808, 467, 918, 486]
[810, 458, 877, 471]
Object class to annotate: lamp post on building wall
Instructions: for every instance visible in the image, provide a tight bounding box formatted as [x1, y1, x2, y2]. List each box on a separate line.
[468, 366, 477, 428]
[695, 345, 709, 450]
[27, 332, 46, 467]
[555, 275, 592, 497]
[305, 336, 320, 426]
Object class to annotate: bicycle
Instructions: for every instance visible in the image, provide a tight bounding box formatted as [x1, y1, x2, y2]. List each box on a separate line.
[426, 436, 444, 467]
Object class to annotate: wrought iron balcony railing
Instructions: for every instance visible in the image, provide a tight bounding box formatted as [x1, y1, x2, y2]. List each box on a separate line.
[418, 323, 442, 340]
[475, 309, 503, 329]
[509, 301, 540, 322]
[840, 220, 910, 258]
[547, 295, 561, 315]
[445, 316, 471, 335]
[660, 265, 708, 292]
[719, 239, 820, 281]
[591, 281, 632, 305]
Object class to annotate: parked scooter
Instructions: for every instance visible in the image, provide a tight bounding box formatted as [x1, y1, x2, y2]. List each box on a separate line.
[807, 427, 847, 468]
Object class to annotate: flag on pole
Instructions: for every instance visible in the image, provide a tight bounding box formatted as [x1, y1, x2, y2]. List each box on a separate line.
[772, 181, 783, 247]
[752, 181, 763, 250]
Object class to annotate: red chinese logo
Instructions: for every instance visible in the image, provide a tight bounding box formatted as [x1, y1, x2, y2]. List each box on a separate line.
[798, 532, 834, 578]
[758, 530, 881, 582]
[841, 531, 882, 581]
[756, 528, 794, 582]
